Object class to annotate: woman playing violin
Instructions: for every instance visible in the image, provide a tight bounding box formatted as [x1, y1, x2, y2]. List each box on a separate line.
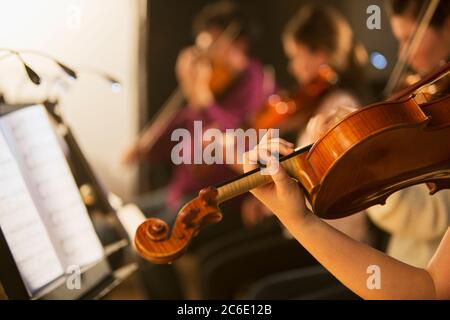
[363, 0, 450, 270]
[246, 0, 450, 299]
[243, 129, 450, 299]
[197, 0, 450, 300]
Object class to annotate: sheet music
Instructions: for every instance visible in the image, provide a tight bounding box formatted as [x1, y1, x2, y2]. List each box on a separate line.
[1, 105, 104, 268]
[0, 130, 63, 293]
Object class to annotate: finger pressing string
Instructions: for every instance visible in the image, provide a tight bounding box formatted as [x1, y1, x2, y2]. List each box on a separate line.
[256, 139, 294, 150]
[267, 156, 292, 187]
[246, 146, 272, 166]
[257, 141, 294, 156]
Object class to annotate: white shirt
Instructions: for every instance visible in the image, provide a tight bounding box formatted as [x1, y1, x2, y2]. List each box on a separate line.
[367, 185, 450, 268]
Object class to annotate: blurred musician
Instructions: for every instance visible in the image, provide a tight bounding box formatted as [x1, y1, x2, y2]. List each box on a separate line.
[389, 0, 450, 76]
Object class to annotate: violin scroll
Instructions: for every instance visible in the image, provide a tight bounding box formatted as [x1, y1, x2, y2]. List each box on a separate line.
[144, 218, 170, 241]
[134, 187, 223, 264]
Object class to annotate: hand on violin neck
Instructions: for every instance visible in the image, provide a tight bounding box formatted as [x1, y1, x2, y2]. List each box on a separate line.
[242, 129, 311, 227]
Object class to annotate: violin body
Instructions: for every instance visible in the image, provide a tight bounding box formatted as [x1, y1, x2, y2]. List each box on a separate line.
[208, 57, 237, 96]
[301, 94, 450, 219]
[291, 65, 450, 218]
[135, 62, 450, 264]
[251, 92, 298, 130]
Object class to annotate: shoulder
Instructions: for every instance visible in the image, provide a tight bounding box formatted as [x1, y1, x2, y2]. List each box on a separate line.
[297, 89, 361, 146]
[317, 89, 361, 115]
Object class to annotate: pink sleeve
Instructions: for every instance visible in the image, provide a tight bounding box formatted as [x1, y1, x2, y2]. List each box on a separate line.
[202, 60, 268, 130]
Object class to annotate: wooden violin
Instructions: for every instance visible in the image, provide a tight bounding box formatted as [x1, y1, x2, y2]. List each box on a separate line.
[135, 62, 450, 264]
[251, 65, 337, 133]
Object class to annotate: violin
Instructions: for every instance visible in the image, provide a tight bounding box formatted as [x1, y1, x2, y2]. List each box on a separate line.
[251, 65, 337, 133]
[134, 62, 450, 264]
[208, 56, 237, 96]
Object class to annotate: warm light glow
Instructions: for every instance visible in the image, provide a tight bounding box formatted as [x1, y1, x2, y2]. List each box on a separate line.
[268, 94, 281, 106]
[426, 84, 437, 95]
[405, 74, 421, 85]
[287, 101, 296, 113]
[196, 31, 213, 50]
[275, 102, 289, 115]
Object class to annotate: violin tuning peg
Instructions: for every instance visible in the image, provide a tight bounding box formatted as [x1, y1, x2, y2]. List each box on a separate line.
[199, 187, 218, 207]
[180, 207, 200, 228]
[144, 218, 169, 241]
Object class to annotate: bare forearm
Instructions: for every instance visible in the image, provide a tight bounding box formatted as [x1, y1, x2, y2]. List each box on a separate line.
[282, 213, 437, 299]
[243, 134, 446, 300]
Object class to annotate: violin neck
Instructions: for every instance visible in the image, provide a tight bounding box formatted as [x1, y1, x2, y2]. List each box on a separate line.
[214, 145, 314, 204]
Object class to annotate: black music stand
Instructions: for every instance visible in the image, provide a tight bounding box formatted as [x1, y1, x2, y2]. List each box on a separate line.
[0, 227, 135, 300]
[0, 102, 139, 300]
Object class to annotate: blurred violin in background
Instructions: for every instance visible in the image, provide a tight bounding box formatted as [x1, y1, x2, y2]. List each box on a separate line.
[250, 64, 337, 135]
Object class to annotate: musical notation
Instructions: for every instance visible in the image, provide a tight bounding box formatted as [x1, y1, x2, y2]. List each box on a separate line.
[0, 131, 63, 293]
[0, 105, 105, 293]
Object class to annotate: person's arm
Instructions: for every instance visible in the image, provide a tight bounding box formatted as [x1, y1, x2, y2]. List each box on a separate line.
[284, 212, 447, 299]
[243, 130, 450, 300]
